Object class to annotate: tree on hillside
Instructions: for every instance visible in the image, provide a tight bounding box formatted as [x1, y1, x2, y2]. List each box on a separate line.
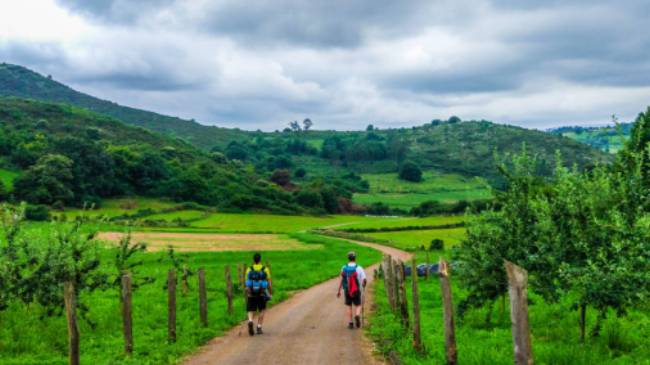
[13, 154, 74, 205]
[270, 169, 291, 187]
[398, 161, 423, 182]
[0, 181, 7, 201]
[289, 121, 302, 132]
[448, 116, 462, 124]
[303, 118, 313, 131]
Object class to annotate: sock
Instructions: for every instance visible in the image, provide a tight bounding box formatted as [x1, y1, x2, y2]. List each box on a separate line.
[257, 324, 262, 328]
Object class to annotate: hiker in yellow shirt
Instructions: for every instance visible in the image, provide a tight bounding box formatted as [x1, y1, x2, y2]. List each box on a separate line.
[245, 253, 272, 336]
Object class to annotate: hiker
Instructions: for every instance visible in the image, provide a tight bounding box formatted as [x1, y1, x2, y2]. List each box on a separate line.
[245, 253, 272, 336]
[337, 251, 367, 329]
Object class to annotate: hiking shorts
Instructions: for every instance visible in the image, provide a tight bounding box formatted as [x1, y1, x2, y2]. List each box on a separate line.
[247, 295, 267, 312]
[344, 292, 361, 306]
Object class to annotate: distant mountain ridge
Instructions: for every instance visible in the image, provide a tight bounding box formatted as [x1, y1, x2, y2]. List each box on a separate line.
[0, 63, 250, 149]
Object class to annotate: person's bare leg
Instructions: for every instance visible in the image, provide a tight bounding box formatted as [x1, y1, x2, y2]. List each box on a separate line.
[348, 305, 353, 322]
[248, 311, 254, 322]
[355, 305, 362, 317]
[258, 310, 265, 326]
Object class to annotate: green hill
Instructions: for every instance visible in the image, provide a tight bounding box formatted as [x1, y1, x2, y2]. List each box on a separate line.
[0, 63, 250, 149]
[549, 124, 632, 153]
[0, 98, 355, 213]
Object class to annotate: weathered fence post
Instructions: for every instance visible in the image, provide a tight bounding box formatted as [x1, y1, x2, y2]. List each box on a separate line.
[181, 265, 189, 296]
[168, 269, 177, 343]
[411, 259, 423, 353]
[425, 251, 430, 280]
[385, 256, 396, 310]
[198, 268, 208, 327]
[64, 281, 80, 365]
[121, 274, 133, 354]
[439, 259, 457, 365]
[393, 259, 402, 315]
[504, 260, 533, 365]
[398, 261, 409, 328]
[225, 265, 233, 315]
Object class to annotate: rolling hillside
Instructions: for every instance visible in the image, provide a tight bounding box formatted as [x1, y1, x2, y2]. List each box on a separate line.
[549, 124, 632, 153]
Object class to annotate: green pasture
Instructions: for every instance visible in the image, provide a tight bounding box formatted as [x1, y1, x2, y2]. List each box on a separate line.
[365, 227, 466, 251]
[354, 172, 492, 210]
[0, 226, 382, 365]
[335, 215, 465, 232]
[369, 261, 650, 365]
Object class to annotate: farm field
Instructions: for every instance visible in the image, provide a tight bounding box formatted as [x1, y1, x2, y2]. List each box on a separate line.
[364, 227, 466, 251]
[335, 214, 465, 231]
[369, 266, 650, 365]
[97, 232, 319, 252]
[353, 172, 492, 210]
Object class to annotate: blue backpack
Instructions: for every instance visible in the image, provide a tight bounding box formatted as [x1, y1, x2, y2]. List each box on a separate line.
[246, 266, 268, 296]
[341, 264, 359, 296]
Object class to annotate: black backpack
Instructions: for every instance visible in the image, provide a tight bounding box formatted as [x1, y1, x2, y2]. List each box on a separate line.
[247, 266, 268, 295]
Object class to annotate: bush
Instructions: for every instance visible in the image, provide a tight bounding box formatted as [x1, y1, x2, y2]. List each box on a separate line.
[24, 204, 50, 221]
[398, 161, 422, 182]
[295, 167, 307, 178]
[429, 238, 444, 250]
[0, 181, 7, 201]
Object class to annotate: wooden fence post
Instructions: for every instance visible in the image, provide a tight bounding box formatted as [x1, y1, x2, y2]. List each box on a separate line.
[198, 268, 208, 327]
[439, 259, 457, 365]
[385, 256, 396, 311]
[504, 260, 534, 365]
[411, 259, 423, 353]
[168, 269, 177, 343]
[64, 281, 80, 365]
[398, 262, 409, 328]
[225, 265, 233, 315]
[121, 274, 133, 354]
[181, 265, 189, 296]
[393, 259, 402, 315]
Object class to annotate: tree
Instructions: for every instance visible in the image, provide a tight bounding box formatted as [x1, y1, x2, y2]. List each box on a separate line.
[13, 154, 74, 205]
[399, 161, 423, 182]
[295, 168, 307, 178]
[270, 169, 291, 187]
[0, 181, 7, 202]
[366, 124, 374, 131]
[303, 118, 313, 131]
[448, 116, 461, 124]
[289, 121, 302, 132]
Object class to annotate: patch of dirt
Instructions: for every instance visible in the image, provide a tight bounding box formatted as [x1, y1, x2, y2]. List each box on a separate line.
[96, 232, 320, 252]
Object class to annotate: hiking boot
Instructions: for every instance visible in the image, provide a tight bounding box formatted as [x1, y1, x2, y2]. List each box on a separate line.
[248, 321, 255, 336]
[256, 326, 263, 335]
[348, 322, 354, 329]
[355, 315, 361, 328]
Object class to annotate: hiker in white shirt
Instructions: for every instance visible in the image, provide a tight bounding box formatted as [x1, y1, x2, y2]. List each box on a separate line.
[336, 251, 367, 329]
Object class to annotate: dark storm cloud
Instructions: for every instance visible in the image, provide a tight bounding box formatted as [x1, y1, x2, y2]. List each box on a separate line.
[55, 0, 177, 23]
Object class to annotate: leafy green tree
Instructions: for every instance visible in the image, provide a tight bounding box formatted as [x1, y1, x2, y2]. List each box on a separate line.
[270, 169, 292, 187]
[13, 154, 74, 205]
[0, 181, 7, 201]
[398, 161, 423, 182]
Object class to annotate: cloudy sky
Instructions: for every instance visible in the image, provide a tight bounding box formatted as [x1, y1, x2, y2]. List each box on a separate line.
[1, 0, 649, 130]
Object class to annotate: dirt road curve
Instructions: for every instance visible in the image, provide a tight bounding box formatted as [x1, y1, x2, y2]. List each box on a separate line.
[182, 240, 411, 365]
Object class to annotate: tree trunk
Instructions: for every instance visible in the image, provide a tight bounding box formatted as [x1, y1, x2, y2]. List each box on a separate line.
[198, 268, 208, 327]
[398, 261, 409, 328]
[225, 265, 233, 315]
[168, 269, 177, 343]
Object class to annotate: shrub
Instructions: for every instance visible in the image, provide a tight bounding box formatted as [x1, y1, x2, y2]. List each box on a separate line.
[24, 204, 50, 221]
[295, 167, 307, 178]
[429, 238, 444, 250]
[398, 161, 422, 182]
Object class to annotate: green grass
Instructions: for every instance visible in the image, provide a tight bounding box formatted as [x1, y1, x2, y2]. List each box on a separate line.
[0, 226, 382, 365]
[562, 131, 628, 154]
[354, 172, 492, 210]
[57, 198, 189, 219]
[369, 259, 650, 365]
[365, 228, 466, 251]
[336, 215, 465, 231]
[0, 168, 18, 189]
[145, 210, 207, 222]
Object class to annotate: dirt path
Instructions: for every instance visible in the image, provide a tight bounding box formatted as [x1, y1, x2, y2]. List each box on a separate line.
[181, 239, 411, 365]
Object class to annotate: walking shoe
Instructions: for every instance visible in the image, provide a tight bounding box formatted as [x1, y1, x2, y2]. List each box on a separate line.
[256, 326, 263, 335]
[248, 321, 255, 336]
[348, 322, 354, 329]
[355, 315, 361, 328]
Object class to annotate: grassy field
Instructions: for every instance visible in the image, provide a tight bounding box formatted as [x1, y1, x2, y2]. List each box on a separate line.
[0, 225, 382, 365]
[58, 198, 185, 219]
[336, 215, 465, 231]
[364, 227, 466, 251]
[354, 172, 492, 210]
[0, 168, 18, 189]
[369, 263, 650, 365]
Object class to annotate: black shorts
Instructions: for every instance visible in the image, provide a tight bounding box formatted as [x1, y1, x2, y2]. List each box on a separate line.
[247, 295, 267, 312]
[344, 292, 361, 306]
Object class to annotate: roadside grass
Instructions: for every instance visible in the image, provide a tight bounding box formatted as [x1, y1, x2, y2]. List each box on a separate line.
[353, 172, 492, 210]
[0, 228, 382, 365]
[0, 168, 18, 189]
[369, 261, 650, 365]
